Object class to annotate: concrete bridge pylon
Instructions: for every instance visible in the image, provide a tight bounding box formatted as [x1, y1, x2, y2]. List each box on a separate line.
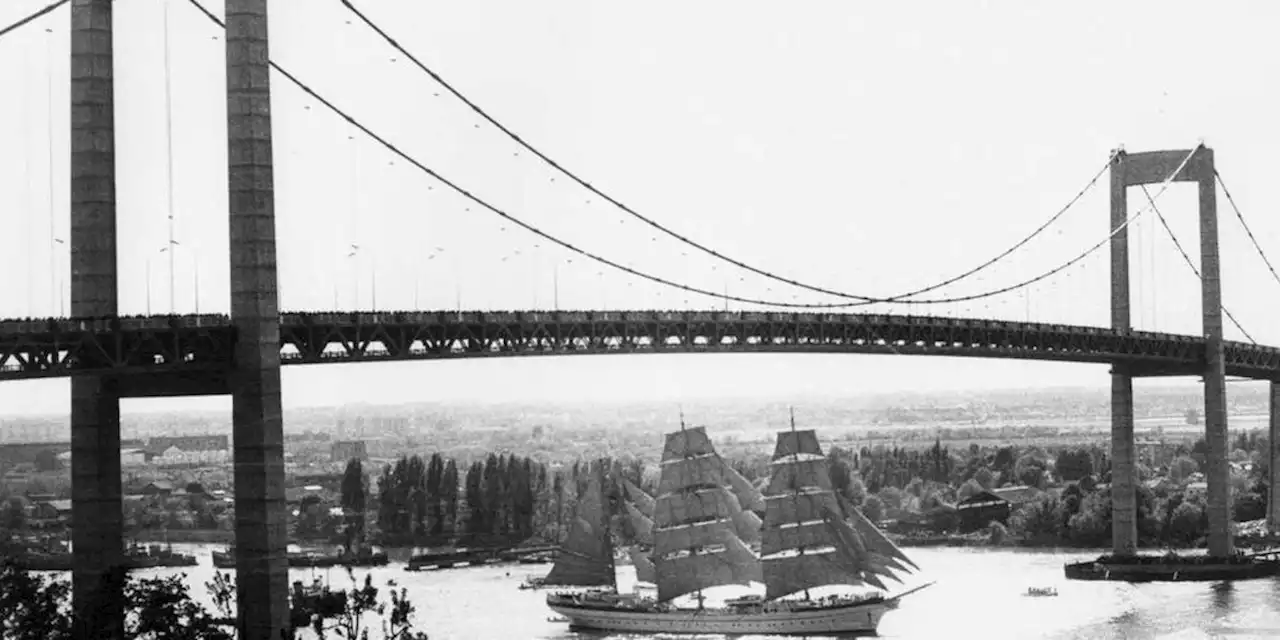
[1109, 146, 1231, 557]
[67, 1, 289, 637]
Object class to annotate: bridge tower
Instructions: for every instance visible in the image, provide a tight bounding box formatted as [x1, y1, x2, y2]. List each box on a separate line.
[67, 1, 289, 637]
[225, 1, 291, 636]
[1109, 145, 1231, 557]
[69, 1, 124, 636]
[1270, 379, 1280, 532]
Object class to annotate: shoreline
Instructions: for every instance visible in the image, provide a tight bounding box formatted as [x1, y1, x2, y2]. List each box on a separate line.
[129, 529, 234, 544]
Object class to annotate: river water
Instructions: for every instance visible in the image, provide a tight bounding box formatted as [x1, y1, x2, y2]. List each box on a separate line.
[74, 544, 1280, 639]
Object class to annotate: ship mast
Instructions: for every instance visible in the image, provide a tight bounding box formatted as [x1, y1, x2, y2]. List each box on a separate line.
[677, 408, 706, 610]
[650, 422, 759, 604]
[787, 407, 811, 602]
[600, 462, 619, 594]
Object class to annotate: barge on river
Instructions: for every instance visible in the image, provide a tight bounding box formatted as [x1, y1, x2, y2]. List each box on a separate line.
[1064, 552, 1280, 582]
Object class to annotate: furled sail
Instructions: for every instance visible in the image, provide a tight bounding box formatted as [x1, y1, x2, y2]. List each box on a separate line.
[761, 427, 880, 600]
[543, 471, 615, 588]
[652, 426, 762, 603]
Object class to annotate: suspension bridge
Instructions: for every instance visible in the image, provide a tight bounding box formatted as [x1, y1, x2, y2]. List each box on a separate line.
[2, 1, 1280, 639]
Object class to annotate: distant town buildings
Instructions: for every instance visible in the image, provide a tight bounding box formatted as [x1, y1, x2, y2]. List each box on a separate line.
[330, 440, 368, 462]
[0, 421, 61, 444]
[52, 447, 151, 467]
[120, 448, 149, 465]
[141, 480, 175, 496]
[0, 442, 70, 465]
[146, 435, 228, 456]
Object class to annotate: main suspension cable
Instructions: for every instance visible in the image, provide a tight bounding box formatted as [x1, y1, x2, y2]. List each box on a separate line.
[337, 0, 1113, 304]
[0, 0, 68, 40]
[189, 0, 1187, 309]
[1216, 170, 1280, 290]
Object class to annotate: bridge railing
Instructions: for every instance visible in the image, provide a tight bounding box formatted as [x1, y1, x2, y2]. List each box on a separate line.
[5, 310, 1280, 380]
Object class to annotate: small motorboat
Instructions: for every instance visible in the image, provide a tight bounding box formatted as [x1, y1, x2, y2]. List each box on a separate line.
[1025, 586, 1058, 597]
[547, 616, 569, 623]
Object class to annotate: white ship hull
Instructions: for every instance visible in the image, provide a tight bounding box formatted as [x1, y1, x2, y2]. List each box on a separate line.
[548, 600, 893, 635]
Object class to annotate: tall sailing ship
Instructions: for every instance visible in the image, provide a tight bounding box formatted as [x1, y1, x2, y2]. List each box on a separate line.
[546, 416, 931, 635]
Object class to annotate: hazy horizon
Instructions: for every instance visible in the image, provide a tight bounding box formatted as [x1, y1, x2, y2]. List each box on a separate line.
[0, 352, 1252, 419]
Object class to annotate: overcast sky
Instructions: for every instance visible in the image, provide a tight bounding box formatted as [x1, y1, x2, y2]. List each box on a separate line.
[0, 0, 1278, 416]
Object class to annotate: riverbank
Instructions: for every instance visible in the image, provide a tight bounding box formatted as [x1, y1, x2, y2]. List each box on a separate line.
[892, 532, 1177, 551]
[129, 529, 234, 544]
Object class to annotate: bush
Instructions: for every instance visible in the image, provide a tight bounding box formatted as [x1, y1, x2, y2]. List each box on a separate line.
[987, 521, 1009, 545]
[1010, 495, 1063, 540]
[0, 562, 229, 640]
[860, 495, 885, 523]
[1167, 500, 1207, 545]
[0, 560, 431, 640]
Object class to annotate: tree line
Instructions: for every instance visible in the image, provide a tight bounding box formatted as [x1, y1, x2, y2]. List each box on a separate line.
[337, 453, 637, 548]
[325, 430, 1272, 550]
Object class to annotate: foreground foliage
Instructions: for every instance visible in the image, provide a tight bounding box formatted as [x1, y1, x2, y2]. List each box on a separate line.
[0, 560, 429, 640]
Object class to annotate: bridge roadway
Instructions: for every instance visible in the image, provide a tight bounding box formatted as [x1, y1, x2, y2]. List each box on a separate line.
[1, 310, 1278, 394]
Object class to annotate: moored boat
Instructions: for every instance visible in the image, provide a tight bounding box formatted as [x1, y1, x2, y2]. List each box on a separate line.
[289, 546, 389, 568]
[547, 412, 931, 635]
[517, 551, 554, 564]
[1025, 586, 1058, 597]
[289, 578, 347, 629]
[406, 547, 501, 571]
[129, 543, 198, 568]
[212, 546, 235, 569]
[14, 551, 74, 571]
[215, 545, 388, 569]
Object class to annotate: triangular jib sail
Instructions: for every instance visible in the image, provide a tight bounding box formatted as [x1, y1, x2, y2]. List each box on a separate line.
[543, 469, 616, 588]
[760, 414, 920, 600]
[624, 501, 655, 546]
[652, 425, 762, 603]
[630, 546, 657, 584]
[621, 477, 656, 519]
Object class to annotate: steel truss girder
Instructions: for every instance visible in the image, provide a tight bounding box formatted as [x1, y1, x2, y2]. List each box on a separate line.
[3, 311, 1280, 381]
[0, 316, 235, 382]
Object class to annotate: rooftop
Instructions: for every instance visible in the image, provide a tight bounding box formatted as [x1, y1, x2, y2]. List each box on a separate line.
[991, 485, 1041, 505]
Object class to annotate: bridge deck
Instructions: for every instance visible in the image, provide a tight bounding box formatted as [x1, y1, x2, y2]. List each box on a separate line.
[2, 310, 1278, 384]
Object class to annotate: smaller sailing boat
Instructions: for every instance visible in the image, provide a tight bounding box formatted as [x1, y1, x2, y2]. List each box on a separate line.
[521, 467, 616, 592]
